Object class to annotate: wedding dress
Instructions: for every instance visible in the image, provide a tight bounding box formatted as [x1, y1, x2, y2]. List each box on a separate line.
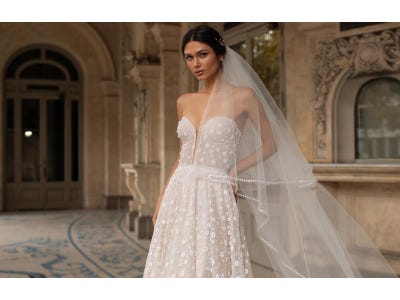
[143, 115, 253, 277]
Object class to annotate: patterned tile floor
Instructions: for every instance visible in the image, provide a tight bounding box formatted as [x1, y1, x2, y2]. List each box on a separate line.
[0, 209, 150, 278]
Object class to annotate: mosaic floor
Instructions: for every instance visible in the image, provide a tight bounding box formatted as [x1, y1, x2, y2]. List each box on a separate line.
[0, 209, 150, 278]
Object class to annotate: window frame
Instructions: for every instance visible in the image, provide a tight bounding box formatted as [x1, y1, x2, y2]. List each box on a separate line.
[334, 73, 400, 164]
[355, 77, 400, 161]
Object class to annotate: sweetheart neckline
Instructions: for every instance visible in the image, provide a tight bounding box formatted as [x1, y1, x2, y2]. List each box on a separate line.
[179, 115, 241, 136]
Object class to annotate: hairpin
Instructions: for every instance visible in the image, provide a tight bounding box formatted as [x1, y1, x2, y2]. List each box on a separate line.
[215, 37, 226, 47]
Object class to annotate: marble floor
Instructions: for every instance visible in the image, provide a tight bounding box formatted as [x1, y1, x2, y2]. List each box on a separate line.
[0, 209, 150, 278]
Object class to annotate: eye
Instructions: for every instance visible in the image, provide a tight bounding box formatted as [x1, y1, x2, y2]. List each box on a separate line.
[184, 55, 193, 61]
[199, 52, 208, 58]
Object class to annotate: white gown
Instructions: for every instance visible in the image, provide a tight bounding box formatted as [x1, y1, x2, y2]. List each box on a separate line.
[143, 116, 253, 278]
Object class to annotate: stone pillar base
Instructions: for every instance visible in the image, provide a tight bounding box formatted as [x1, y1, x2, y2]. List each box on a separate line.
[134, 215, 154, 239]
[127, 209, 139, 232]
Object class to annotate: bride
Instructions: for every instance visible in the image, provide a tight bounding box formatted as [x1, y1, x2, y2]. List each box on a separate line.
[143, 25, 397, 278]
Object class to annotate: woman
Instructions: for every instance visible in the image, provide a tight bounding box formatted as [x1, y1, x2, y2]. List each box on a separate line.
[143, 25, 397, 278]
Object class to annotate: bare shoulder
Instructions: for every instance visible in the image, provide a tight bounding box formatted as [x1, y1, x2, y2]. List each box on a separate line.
[176, 93, 198, 119]
[177, 92, 197, 106]
[233, 86, 258, 107]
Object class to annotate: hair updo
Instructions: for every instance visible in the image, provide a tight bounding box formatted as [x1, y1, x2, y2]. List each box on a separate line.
[181, 25, 227, 58]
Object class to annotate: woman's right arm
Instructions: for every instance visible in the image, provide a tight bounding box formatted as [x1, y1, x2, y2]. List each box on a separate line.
[152, 96, 185, 226]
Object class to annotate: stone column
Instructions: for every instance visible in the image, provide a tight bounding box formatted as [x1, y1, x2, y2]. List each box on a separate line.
[151, 23, 181, 186]
[132, 64, 161, 239]
[101, 81, 125, 208]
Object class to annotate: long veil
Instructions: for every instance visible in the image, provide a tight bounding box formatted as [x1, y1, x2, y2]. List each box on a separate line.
[198, 47, 397, 277]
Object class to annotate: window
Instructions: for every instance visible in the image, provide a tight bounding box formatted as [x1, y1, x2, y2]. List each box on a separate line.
[6, 47, 79, 81]
[252, 30, 280, 108]
[20, 63, 66, 80]
[355, 78, 400, 159]
[223, 23, 283, 112]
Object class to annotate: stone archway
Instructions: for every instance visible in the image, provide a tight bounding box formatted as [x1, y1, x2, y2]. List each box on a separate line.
[0, 22, 116, 211]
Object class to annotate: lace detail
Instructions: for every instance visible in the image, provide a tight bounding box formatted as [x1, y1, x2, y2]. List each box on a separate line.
[177, 116, 241, 170]
[143, 116, 252, 278]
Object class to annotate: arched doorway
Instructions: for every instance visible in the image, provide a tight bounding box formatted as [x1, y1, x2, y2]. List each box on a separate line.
[3, 46, 82, 210]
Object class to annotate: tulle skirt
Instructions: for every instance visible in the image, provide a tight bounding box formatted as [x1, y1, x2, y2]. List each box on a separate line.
[143, 164, 253, 278]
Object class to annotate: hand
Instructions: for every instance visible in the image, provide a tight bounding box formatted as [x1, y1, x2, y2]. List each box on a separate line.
[228, 168, 238, 203]
[231, 183, 238, 203]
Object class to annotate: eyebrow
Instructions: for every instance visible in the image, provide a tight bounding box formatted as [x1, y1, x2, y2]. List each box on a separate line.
[184, 49, 209, 56]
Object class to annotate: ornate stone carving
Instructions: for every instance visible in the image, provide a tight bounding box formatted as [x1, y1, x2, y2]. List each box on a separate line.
[121, 23, 160, 122]
[122, 50, 160, 122]
[313, 27, 400, 159]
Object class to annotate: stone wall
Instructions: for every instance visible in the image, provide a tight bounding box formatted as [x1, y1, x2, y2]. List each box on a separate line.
[284, 22, 400, 273]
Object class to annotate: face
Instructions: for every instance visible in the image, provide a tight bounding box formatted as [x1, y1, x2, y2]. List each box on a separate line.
[183, 41, 222, 81]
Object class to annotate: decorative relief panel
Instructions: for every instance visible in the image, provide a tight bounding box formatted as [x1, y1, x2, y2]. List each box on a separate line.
[121, 25, 160, 122]
[313, 28, 400, 159]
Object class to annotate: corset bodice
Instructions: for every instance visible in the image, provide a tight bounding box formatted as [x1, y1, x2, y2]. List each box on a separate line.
[176, 116, 241, 171]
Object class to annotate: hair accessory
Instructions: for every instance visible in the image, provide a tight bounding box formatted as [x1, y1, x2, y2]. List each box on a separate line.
[215, 37, 226, 47]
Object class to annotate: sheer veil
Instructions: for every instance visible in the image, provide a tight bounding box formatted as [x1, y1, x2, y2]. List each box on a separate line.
[199, 47, 397, 277]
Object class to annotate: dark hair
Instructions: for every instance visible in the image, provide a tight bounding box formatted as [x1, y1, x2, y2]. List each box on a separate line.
[181, 25, 226, 58]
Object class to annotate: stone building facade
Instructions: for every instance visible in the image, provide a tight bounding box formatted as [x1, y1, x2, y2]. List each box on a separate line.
[282, 22, 400, 275]
[0, 22, 398, 275]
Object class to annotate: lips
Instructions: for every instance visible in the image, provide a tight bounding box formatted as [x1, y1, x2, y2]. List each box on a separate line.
[195, 70, 205, 76]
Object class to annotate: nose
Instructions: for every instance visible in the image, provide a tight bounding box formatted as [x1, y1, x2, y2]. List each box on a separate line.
[193, 56, 200, 67]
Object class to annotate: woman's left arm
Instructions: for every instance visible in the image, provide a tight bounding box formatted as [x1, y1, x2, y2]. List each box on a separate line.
[229, 88, 277, 178]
